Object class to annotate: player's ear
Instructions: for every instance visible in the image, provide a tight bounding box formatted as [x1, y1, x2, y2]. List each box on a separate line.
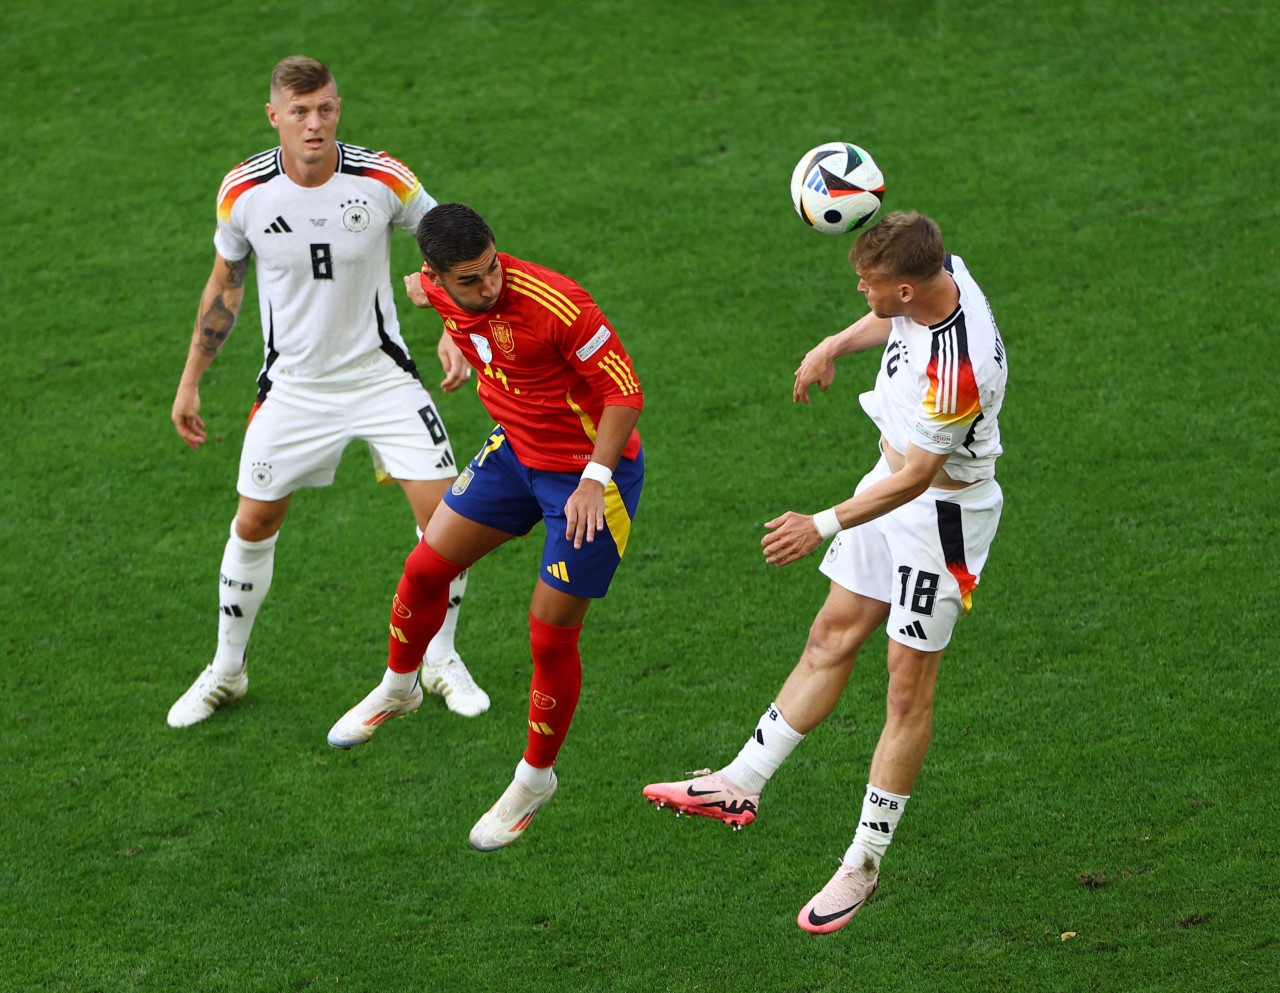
[421, 263, 445, 287]
[265, 101, 279, 130]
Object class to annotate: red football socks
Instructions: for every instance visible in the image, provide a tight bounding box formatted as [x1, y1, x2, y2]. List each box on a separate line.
[387, 541, 469, 673]
[523, 614, 583, 768]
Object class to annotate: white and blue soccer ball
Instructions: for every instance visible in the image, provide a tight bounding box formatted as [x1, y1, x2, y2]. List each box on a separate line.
[789, 142, 885, 235]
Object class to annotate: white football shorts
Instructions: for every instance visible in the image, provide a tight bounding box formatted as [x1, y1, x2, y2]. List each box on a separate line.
[236, 356, 456, 502]
[819, 456, 1003, 652]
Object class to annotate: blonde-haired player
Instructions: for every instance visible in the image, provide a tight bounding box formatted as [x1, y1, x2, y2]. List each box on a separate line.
[167, 56, 487, 728]
[644, 211, 1007, 933]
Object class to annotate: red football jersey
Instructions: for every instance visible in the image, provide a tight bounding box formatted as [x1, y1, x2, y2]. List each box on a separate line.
[421, 254, 643, 472]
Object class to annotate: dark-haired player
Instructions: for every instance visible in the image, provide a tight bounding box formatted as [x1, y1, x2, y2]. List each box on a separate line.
[328, 203, 645, 853]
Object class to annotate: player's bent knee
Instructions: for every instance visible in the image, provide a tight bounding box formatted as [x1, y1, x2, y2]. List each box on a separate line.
[234, 501, 290, 542]
[885, 684, 935, 724]
[884, 646, 942, 721]
[404, 540, 467, 588]
[801, 612, 865, 671]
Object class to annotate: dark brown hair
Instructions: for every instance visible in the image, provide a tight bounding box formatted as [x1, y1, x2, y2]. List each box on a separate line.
[417, 203, 496, 272]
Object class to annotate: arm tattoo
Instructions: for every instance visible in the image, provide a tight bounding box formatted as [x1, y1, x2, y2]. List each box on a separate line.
[197, 295, 238, 357]
[225, 256, 249, 289]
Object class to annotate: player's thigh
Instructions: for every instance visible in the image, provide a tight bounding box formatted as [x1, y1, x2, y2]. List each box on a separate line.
[423, 500, 517, 566]
[440, 427, 544, 542]
[531, 451, 643, 600]
[808, 582, 891, 661]
[530, 579, 592, 628]
[354, 369, 459, 484]
[398, 478, 453, 532]
[236, 386, 349, 501]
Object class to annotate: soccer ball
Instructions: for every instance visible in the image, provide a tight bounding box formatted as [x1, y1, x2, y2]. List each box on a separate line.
[789, 142, 885, 235]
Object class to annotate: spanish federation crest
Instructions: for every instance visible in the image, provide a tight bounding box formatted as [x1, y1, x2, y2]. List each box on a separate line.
[489, 320, 515, 355]
[469, 333, 492, 364]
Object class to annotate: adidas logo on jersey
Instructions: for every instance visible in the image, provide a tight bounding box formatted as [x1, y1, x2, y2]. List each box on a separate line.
[263, 215, 292, 233]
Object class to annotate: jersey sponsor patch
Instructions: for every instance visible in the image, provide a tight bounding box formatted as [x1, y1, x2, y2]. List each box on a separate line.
[469, 334, 493, 363]
[576, 325, 612, 361]
[914, 422, 954, 447]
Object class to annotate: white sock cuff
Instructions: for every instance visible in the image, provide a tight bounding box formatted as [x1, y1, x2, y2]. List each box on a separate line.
[866, 783, 910, 804]
[515, 758, 554, 791]
[382, 668, 419, 693]
[767, 702, 805, 743]
[229, 517, 280, 553]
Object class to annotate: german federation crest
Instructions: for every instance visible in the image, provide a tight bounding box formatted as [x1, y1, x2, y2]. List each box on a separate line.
[341, 201, 370, 232]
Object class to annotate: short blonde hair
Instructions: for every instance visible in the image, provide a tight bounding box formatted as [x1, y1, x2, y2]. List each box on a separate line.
[850, 210, 944, 282]
[270, 56, 335, 99]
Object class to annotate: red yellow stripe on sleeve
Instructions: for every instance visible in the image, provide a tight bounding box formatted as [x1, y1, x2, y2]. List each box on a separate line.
[341, 147, 422, 205]
[597, 351, 640, 396]
[216, 151, 279, 224]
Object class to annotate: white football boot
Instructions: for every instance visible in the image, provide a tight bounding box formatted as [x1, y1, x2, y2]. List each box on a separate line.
[167, 663, 248, 728]
[421, 653, 490, 717]
[327, 671, 423, 749]
[469, 772, 559, 851]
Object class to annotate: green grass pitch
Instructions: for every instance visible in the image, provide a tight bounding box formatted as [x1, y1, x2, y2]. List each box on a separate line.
[1, 1, 1277, 990]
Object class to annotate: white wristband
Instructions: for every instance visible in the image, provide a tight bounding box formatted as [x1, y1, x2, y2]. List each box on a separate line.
[813, 507, 842, 540]
[580, 460, 613, 486]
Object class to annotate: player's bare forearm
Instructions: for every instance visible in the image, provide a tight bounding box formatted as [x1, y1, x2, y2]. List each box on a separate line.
[761, 445, 945, 566]
[436, 331, 471, 392]
[172, 254, 248, 448]
[563, 404, 640, 549]
[587, 404, 641, 470]
[832, 310, 893, 355]
[188, 255, 248, 364]
[793, 312, 891, 405]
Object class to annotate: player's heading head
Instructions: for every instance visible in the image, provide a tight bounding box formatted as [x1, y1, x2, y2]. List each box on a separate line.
[270, 55, 336, 101]
[850, 211, 944, 283]
[417, 203, 496, 274]
[418, 204, 502, 313]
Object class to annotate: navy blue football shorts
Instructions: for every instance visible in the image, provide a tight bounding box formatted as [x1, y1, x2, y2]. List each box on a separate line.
[443, 426, 644, 599]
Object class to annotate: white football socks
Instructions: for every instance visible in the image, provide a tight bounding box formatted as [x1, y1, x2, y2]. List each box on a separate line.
[381, 666, 419, 695]
[723, 702, 805, 793]
[514, 757, 554, 792]
[845, 784, 910, 873]
[212, 519, 278, 675]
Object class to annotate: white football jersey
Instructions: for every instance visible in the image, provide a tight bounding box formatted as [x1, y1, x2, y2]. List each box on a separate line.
[858, 254, 1007, 482]
[213, 142, 436, 385]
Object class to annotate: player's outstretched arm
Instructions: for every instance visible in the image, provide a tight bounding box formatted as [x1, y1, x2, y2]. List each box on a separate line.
[793, 311, 893, 404]
[172, 253, 248, 450]
[564, 405, 641, 550]
[761, 443, 947, 566]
